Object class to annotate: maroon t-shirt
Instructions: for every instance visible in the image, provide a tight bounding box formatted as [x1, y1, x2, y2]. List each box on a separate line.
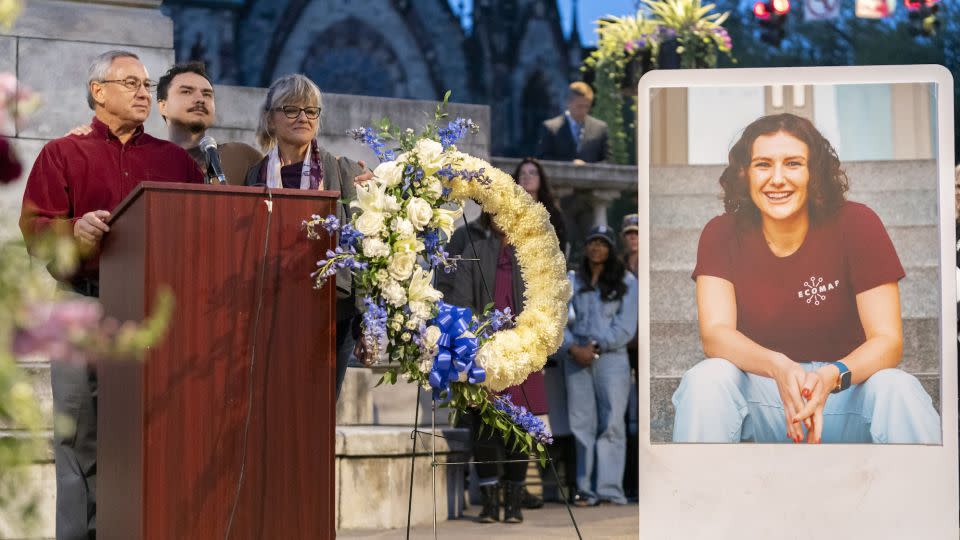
[692, 201, 905, 363]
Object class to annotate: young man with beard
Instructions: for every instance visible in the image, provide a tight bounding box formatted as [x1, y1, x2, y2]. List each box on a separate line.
[156, 62, 261, 185]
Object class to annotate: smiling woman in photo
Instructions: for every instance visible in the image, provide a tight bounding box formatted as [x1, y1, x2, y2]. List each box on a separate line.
[671, 113, 941, 444]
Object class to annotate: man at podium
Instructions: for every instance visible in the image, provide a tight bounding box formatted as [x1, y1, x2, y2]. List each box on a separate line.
[18, 50, 203, 540]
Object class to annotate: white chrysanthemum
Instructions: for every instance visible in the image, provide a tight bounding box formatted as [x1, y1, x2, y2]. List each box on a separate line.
[392, 217, 415, 238]
[362, 237, 391, 258]
[382, 279, 407, 307]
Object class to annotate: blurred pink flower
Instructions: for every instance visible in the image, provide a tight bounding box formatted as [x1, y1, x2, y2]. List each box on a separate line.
[13, 299, 104, 363]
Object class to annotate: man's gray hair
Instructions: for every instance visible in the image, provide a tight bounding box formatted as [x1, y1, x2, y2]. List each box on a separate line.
[256, 74, 323, 150]
[86, 50, 140, 110]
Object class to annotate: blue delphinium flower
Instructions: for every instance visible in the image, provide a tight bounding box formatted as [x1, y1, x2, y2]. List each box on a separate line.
[488, 307, 514, 332]
[317, 214, 340, 233]
[437, 118, 480, 150]
[349, 127, 397, 162]
[492, 394, 553, 445]
[362, 297, 389, 342]
[339, 223, 363, 249]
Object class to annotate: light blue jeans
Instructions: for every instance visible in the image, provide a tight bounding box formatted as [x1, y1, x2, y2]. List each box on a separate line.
[565, 351, 631, 504]
[672, 358, 942, 444]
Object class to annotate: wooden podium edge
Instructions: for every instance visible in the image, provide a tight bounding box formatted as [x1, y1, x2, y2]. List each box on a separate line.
[108, 181, 342, 225]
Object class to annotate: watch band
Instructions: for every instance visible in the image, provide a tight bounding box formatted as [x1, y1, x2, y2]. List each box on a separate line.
[831, 361, 851, 393]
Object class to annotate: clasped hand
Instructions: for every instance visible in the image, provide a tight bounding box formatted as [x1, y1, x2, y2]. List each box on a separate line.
[773, 357, 838, 444]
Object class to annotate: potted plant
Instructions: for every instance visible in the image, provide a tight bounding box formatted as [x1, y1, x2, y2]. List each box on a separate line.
[644, 0, 734, 69]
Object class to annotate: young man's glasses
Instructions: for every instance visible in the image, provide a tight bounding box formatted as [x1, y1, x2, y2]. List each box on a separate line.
[273, 106, 321, 120]
[100, 78, 157, 93]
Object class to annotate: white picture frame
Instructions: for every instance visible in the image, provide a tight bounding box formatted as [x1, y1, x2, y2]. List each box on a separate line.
[637, 65, 957, 539]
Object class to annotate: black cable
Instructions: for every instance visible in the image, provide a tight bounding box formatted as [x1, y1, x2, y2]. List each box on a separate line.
[224, 189, 274, 540]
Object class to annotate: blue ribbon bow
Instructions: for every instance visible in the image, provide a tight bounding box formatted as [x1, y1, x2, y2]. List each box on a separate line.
[428, 301, 485, 400]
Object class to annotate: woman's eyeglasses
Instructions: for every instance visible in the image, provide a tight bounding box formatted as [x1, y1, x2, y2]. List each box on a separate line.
[273, 106, 321, 120]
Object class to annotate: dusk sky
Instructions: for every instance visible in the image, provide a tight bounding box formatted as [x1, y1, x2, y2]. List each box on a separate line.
[450, 0, 641, 45]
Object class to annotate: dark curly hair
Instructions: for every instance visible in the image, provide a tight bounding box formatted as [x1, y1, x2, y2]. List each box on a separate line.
[513, 157, 568, 253]
[156, 61, 211, 103]
[719, 113, 848, 227]
[578, 239, 627, 302]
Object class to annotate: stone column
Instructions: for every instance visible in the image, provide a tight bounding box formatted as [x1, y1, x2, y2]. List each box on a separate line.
[589, 189, 622, 227]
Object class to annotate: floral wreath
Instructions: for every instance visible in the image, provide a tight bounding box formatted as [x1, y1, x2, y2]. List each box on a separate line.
[305, 94, 570, 458]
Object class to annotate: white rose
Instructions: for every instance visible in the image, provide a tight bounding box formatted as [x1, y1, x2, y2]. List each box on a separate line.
[374, 160, 404, 187]
[431, 206, 462, 240]
[376, 269, 389, 282]
[355, 210, 385, 237]
[408, 267, 443, 304]
[362, 237, 391, 258]
[392, 217, 415, 238]
[414, 139, 445, 174]
[423, 176, 443, 200]
[424, 325, 441, 348]
[405, 319, 418, 330]
[383, 280, 407, 307]
[388, 251, 417, 281]
[406, 197, 433, 231]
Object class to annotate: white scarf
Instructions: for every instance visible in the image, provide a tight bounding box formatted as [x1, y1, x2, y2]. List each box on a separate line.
[265, 143, 314, 190]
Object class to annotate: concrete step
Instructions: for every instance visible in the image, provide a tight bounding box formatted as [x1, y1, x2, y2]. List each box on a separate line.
[650, 266, 939, 321]
[651, 191, 937, 229]
[650, 224, 939, 271]
[650, 160, 937, 195]
[0, 425, 470, 535]
[650, 318, 940, 376]
[650, 373, 942, 443]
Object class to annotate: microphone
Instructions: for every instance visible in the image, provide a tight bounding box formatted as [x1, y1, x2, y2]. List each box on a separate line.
[198, 135, 227, 185]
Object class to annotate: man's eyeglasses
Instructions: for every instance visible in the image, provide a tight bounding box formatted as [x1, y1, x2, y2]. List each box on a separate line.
[100, 78, 157, 93]
[273, 106, 321, 120]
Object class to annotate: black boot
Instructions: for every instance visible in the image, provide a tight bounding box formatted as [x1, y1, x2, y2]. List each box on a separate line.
[521, 485, 544, 509]
[503, 482, 524, 524]
[477, 483, 500, 523]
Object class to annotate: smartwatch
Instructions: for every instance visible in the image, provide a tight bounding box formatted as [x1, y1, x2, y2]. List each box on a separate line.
[831, 361, 852, 393]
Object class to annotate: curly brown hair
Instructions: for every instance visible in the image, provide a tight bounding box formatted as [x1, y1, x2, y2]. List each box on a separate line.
[719, 113, 849, 226]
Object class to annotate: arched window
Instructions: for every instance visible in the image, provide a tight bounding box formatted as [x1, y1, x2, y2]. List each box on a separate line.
[300, 17, 408, 98]
[518, 71, 553, 157]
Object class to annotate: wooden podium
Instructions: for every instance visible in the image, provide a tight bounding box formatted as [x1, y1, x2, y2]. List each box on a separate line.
[98, 182, 338, 539]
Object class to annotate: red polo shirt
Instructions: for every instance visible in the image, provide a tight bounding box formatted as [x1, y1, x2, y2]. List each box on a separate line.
[20, 116, 203, 283]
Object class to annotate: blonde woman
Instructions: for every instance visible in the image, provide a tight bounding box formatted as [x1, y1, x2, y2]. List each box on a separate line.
[246, 74, 371, 397]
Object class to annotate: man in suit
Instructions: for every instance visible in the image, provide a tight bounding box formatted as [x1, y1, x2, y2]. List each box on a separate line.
[535, 81, 610, 164]
[536, 82, 611, 265]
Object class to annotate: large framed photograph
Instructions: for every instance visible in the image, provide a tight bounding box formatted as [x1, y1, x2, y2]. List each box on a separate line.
[638, 66, 957, 537]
